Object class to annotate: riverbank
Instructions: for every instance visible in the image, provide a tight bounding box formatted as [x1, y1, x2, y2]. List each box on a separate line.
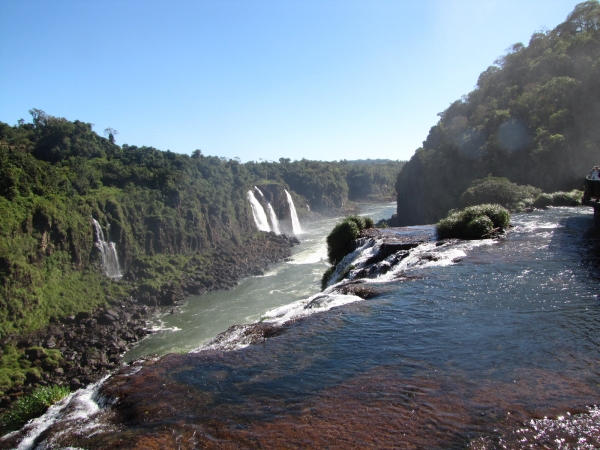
[0, 231, 299, 418]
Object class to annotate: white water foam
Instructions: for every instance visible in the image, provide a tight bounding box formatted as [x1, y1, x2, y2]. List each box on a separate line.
[248, 190, 271, 232]
[288, 242, 328, 265]
[285, 189, 302, 234]
[262, 292, 364, 326]
[266, 203, 281, 234]
[91, 218, 122, 280]
[8, 376, 113, 450]
[325, 238, 382, 288]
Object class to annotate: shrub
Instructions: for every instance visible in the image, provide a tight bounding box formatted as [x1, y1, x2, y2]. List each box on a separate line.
[326, 220, 360, 266]
[534, 190, 583, 208]
[436, 204, 510, 239]
[1, 385, 70, 432]
[465, 215, 494, 239]
[326, 215, 374, 266]
[322, 214, 376, 290]
[551, 190, 582, 206]
[533, 193, 553, 208]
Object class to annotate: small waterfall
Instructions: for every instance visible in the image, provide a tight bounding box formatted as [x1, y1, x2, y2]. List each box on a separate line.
[266, 203, 281, 234]
[92, 218, 122, 280]
[285, 189, 302, 234]
[247, 191, 271, 232]
[254, 186, 266, 199]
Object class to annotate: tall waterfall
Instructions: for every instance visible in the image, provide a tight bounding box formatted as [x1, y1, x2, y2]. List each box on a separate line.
[285, 189, 302, 234]
[91, 218, 122, 280]
[266, 203, 281, 234]
[247, 191, 271, 232]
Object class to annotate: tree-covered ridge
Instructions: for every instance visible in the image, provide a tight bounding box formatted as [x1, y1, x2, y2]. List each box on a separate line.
[0, 111, 404, 335]
[395, 1, 600, 226]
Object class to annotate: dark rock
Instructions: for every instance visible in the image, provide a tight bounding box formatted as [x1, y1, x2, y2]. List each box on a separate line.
[25, 348, 45, 360]
[61, 315, 76, 325]
[75, 311, 92, 322]
[70, 378, 82, 390]
[98, 313, 117, 325]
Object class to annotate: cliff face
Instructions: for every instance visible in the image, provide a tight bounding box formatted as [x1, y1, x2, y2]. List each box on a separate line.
[394, 1, 600, 226]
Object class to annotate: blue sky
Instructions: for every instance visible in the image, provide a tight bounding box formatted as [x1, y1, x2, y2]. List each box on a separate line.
[0, 0, 581, 162]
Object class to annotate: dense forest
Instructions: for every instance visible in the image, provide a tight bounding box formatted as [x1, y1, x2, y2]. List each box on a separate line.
[0, 111, 403, 337]
[394, 1, 600, 225]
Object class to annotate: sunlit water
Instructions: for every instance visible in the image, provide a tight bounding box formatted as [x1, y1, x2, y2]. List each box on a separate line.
[124, 202, 397, 361]
[8, 206, 600, 449]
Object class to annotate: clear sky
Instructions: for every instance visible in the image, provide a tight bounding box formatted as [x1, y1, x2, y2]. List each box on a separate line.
[0, 0, 581, 162]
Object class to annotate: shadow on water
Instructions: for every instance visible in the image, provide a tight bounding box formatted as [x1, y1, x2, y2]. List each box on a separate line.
[545, 208, 600, 282]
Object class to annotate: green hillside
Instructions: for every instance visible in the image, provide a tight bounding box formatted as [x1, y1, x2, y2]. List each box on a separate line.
[0, 111, 403, 336]
[395, 1, 600, 225]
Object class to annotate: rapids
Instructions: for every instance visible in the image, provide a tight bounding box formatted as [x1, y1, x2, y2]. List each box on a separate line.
[6, 205, 600, 449]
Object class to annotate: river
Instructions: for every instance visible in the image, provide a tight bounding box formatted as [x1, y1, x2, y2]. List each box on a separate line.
[124, 202, 397, 360]
[6, 205, 600, 449]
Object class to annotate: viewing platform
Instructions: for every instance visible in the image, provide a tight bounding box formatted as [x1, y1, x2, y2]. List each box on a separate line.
[583, 176, 600, 227]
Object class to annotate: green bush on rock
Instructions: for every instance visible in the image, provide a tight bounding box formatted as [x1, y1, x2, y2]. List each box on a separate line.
[437, 204, 510, 239]
[326, 215, 374, 266]
[323, 215, 374, 288]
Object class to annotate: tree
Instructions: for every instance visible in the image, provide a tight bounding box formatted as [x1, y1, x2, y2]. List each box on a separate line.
[104, 128, 118, 144]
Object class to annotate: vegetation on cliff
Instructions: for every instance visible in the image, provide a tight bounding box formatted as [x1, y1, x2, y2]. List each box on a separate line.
[395, 1, 600, 225]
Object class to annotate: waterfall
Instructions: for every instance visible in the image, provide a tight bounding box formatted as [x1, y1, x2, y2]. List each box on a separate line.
[254, 186, 266, 199]
[285, 189, 302, 234]
[91, 218, 122, 280]
[254, 187, 280, 234]
[266, 203, 281, 234]
[247, 191, 271, 232]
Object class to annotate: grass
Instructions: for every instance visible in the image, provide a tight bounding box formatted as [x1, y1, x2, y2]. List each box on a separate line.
[1, 385, 71, 433]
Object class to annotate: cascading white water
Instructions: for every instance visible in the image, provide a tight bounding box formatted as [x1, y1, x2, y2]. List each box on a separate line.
[247, 191, 271, 232]
[285, 189, 302, 234]
[255, 187, 280, 234]
[254, 186, 266, 199]
[91, 218, 122, 280]
[266, 203, 281, 234]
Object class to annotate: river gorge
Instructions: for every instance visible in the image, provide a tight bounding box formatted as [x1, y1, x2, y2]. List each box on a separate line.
[3, 205, 600, 449]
